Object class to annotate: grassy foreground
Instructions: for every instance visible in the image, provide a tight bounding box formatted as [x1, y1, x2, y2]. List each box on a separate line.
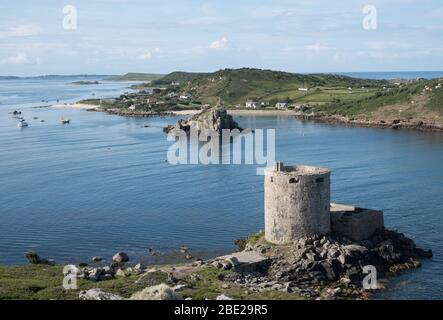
[0, 264, 303, 300]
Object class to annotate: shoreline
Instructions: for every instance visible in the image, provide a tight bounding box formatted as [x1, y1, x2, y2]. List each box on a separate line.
[50, 104, 443, 133]
[1, 228, 432, 300]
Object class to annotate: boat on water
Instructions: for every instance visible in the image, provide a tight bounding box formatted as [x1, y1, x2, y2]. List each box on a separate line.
[18, 121, 29, 128]
[61, 117, 70, 124]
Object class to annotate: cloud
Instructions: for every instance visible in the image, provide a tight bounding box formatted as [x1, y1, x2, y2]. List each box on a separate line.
[181, 17, 235, 26]
[0, 53, 29, 65]
[0, 24, 40, 39]
[210, 37, 228, 50]
[138, 48, 161, 60]
[304, 43, 330, 53]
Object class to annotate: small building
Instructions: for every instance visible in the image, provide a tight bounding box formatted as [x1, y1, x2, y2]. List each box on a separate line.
[298, 88, 309, 92]
[275, 102, 289, 109]
[167, 92, 177, 98]
[246, 100, 258, 109]
[128, 104, 142, 111]
[180, 94, 192, 100]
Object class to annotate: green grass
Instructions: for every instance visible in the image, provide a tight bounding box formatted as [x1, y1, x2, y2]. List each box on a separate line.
[427, 87, 443, 113]
[0, 264, 304, 300]
[108, 73, 164, 81]
[0, 265, 167, 300]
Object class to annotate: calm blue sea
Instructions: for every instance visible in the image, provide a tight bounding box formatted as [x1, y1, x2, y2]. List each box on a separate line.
[0, 72, 442, 299]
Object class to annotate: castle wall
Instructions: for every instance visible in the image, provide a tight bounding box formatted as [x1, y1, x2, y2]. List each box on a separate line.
[264, 163, 331, 244]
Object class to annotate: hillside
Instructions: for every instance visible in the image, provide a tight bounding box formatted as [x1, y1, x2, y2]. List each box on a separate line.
[153, 68, 442, 129]
[85, 68, 442, 130]
[109, 73, 164, 81]
[159, 68, 388, 106]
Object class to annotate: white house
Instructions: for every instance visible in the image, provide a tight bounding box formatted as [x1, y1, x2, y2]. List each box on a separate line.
[275, 102, 289, 109]
[167, 92, 177, 98]
[180, 94, 192, 100]
[246, 100, 258, 109]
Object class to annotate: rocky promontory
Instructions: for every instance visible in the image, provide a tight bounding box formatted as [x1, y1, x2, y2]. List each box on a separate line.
[164, 102, 242, 134]
[214, 228, 432, 300]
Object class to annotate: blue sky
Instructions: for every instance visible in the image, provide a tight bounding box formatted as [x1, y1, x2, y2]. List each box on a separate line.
[0, 0, 442, 76]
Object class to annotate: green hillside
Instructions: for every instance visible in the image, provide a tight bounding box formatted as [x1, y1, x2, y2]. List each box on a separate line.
[167, 68, 389, 106]
[109, 73, 165, 81]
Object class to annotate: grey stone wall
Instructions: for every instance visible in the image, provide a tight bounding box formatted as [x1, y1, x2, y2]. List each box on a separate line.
[264, 163, 331, 244]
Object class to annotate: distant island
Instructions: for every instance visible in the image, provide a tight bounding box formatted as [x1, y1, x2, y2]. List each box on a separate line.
[108, 73, 165, 81]
[72, 80, 100, 85]
[76, 68, 443, 132]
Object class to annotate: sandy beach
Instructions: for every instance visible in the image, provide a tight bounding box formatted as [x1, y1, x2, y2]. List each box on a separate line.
[51, 103, 100, 110]
[171, 110, 201, 116]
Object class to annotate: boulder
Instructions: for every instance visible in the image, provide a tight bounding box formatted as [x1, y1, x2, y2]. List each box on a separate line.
[216, 294, 233, 300]
[115, 269, 127, 278]
[24, 251, 41, 264]
[214, 251, 269, 274]
[112, 252, 129, 264]
[24, 251, 54, 265]
[79, 289, 124, 300]
[130, 284, 181, 300]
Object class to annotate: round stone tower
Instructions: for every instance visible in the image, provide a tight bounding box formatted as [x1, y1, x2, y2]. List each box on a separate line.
[264, 162, 331, 244]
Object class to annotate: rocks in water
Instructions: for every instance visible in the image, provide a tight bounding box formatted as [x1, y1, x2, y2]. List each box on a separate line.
[233, 228, 432, 299]
[24, 251, 54, 265]
[130, 284, 181, 300]
[24, 251, 41, 264]
[164, 102, 242, 134]
[79, 289, 123, 301]
[415, 248, 433, 258]
[91, 256, 103, 262]
[112, 252, 129, 264]
[180, 245, 190, 253]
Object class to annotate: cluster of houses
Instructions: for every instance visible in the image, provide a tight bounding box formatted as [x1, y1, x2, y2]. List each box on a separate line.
[245, 100, 311, 112]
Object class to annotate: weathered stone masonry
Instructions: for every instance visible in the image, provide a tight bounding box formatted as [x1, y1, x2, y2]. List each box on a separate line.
[264, 162, 384, 244]
[264, 162, 331, 244]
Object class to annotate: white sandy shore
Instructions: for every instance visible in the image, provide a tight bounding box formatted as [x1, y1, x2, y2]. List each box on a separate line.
[171, 110, 201, 116]
[49, 104, 297, 117]
[51, 103, 100, 110]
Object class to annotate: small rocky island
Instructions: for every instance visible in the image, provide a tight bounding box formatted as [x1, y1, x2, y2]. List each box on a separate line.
[72, 80, 100, 85]
[163, 102, 242, 134]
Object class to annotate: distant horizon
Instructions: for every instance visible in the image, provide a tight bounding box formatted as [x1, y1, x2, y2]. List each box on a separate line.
[2, 69, 443, 80]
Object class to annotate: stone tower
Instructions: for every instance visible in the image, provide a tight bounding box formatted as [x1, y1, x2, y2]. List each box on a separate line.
[264, 162, 331, 244]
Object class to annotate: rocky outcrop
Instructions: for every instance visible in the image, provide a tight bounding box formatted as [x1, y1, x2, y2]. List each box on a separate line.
[24, 251, 55, 265]
[164, 102, 241, 134]
[213, 228, 432, 300]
